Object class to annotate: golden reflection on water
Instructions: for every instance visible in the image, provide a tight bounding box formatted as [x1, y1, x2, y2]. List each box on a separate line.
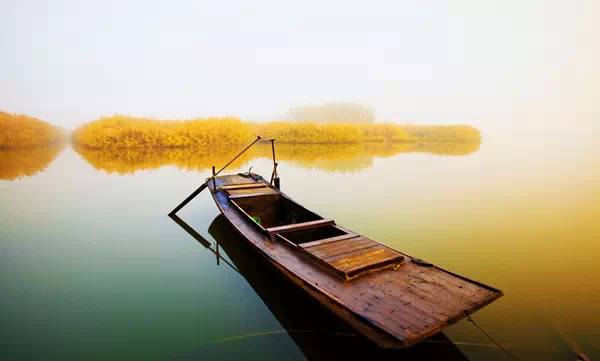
[290, 140, 599, 355]
[0, 145, 65, 180]
[2, 132, 599, 359]
[74, 141, 480, 174]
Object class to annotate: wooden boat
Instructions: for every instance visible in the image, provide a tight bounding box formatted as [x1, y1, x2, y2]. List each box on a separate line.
[207, 172, 503, 349]
[208, 215, 471, 360]
[168, 214, 472, 359]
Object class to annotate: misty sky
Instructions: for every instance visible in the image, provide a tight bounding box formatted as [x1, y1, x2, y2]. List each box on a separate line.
[1, 0, 598, 129]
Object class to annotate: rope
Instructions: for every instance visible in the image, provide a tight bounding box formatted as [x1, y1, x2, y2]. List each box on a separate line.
[467, 315, 521, 361]
[207, 328, 505, 351]
[212, 329, 355, 344]
[424, 339, 509, 349]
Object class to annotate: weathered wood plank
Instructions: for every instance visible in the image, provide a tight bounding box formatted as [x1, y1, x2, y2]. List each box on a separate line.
[227, 187, 278, 197]
[304, 236, 376, 259]
[221, 183, 267, 190]
[344, 253, 404, 275]
[213, 175, 259, 189]
[228, 192, 279, 200]
[299, 232, 359, 249]
[266, 219, 334, 234]
[301, 237, 405, 280]
[324, 244, 386, 264]
[328, 247, 401, 273]
[220, 175, 256, 186]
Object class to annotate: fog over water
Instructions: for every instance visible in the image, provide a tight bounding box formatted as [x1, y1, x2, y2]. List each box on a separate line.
[1, 0, 598, 134]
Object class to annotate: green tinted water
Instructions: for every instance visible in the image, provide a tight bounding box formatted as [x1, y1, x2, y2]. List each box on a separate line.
[1, 131, 598, 360]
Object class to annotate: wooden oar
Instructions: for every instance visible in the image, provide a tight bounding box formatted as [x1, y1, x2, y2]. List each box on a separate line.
[168, 136, 263, 215]
[168, 181, 208, 215]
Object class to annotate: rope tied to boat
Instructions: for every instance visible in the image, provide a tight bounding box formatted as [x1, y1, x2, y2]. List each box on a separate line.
[467, 315, 521, 361]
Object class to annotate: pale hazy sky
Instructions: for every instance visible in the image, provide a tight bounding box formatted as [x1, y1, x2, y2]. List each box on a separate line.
[1, 0, 598, 129]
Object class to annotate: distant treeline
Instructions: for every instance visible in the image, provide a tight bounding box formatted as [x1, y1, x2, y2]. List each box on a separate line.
[72, 115, 480, 148]
[401, 125, 481, 143]
[287, 102, 375, 124]
[1, 111, 481, 149]
[0, 111, 65, 148]
[252, 121, 410, 143]
[72, 116, 252, 148]
[0, 111, 482, 179]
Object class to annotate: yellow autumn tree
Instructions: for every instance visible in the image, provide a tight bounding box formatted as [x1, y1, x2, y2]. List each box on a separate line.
[0, 111, 65, 148]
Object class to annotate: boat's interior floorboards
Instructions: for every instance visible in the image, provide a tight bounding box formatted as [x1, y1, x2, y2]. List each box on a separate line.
[219, 175, 256, 186]
[209, 174, 502, 347]
[298, 235, 404, 280]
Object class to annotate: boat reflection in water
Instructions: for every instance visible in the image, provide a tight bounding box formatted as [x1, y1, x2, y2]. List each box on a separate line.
[169, 214, 471, 361]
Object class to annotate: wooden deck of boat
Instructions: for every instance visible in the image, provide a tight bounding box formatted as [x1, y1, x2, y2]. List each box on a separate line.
[208, 174, 503, 348]
[286, 233, 405, 280]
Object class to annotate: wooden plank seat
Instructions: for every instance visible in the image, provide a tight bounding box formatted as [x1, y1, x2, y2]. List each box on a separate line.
[267, 219, 335, 240]
[220, 183, 268, 191]
[299, 233, 359, 249]
[227, 188, 279, 198]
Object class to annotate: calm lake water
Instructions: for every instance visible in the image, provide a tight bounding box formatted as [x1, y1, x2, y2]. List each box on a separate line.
[1, 128, 599, 360]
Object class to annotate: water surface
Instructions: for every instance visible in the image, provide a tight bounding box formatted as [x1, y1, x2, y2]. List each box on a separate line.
[1, 133, 598, 360]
